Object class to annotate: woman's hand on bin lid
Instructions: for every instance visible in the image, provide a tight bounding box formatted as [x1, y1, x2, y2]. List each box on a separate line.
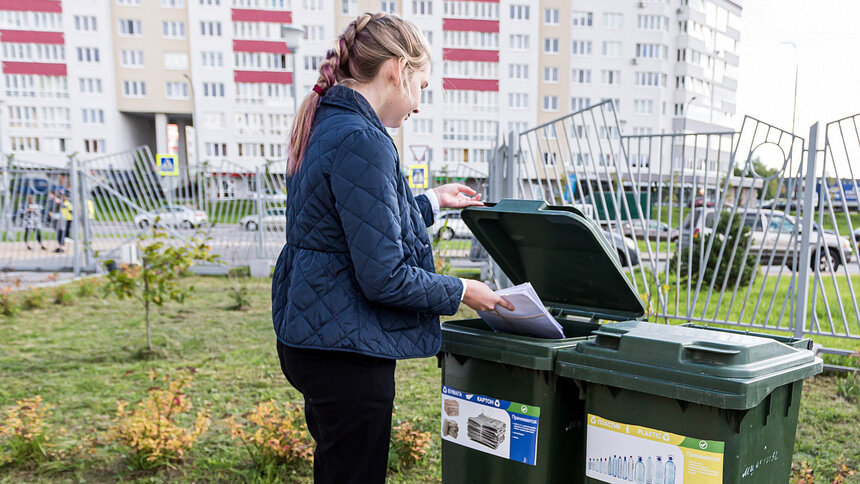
[433, 184, 484, 209]
[461, 279, 515, 313]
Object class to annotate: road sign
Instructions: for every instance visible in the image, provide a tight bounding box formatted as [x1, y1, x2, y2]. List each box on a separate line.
[156, 154, 179, 177]
[409, 164, 428, 189]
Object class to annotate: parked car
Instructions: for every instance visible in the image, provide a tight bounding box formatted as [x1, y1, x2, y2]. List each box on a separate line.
[679, 207, 854, 270]
[252, 188, 287, 203]
[240, 207, 286, 231]
[430, 210, 472, 240]
[134, 206, 207, 229]
[617, 219, 679, 243]
[855, 227, 860, 249]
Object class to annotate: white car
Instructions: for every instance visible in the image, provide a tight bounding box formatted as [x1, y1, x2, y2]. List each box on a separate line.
[430, 211, 472, 240]
[240, 207, 287, 231]
[134, 206, 208, 229]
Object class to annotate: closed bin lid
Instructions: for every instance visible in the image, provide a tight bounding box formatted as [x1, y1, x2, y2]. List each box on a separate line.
[460, 199, 645, 321]
[554, 320, 823, 409]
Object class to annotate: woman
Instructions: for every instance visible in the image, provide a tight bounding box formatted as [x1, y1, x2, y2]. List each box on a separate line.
[272, 12, 513, 484]
[23, 195, 46, 251]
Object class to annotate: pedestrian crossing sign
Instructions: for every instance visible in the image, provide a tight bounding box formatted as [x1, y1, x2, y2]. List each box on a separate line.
[156, 154, 179, 176]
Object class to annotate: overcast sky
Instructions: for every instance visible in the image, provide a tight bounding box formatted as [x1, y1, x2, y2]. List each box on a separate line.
[735, 0, 860, 137]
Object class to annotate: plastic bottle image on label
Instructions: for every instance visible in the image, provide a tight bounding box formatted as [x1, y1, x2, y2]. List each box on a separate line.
[646, 456, 653, 484]
[635, 456, 645, 484]
[655, 456, 664, 484]
[665, 456, 676, 484]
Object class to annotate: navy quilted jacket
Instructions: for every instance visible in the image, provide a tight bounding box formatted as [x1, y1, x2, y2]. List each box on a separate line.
[272, 85, 464, 359]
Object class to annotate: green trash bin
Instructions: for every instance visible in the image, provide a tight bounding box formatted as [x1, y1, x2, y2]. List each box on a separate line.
[440, 199, 647, 483]
[555, 320, 822, 483]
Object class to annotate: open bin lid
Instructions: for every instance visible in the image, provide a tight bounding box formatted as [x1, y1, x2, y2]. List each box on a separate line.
[554, 321, 823, 409]
[461, 199, 645, 322]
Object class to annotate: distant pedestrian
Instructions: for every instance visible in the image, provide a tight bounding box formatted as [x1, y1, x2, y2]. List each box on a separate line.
[55, 192, 73, 253]
[23, 195, 46, 251]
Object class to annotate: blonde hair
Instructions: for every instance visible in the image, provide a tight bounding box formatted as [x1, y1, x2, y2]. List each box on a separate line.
[287, 12, 431, 176]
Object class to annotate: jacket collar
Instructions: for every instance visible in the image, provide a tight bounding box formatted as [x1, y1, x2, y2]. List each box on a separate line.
[319, 84, 388, 135]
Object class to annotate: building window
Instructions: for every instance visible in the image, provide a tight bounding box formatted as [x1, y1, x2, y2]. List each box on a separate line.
[571, 97, 591, 112]
[199, 20, 221, 37]
[543, 67, 558, 83]
[420, 89, 432, 105]
[303, 0, 323, 10]
[81, 108, 106, 124]
[509, 34, 529, 50]
[543, 37, 559, 54]
[636, 43, 668, 59]
[544, 8, 559, 25]
[120, 49, 144, 68]
[342, 0, 357, 15]
[203, 82, 225, 97]
[78, 78, 103, 94]
[83, 139, 105, 153]
[572, 11, 592, 27]
[201, 51, 224, 67]
[166, 81, 190, 99]
[199, 0, 220, 4]
[121, 80, 146, 98]
[205, 142, 227, 156]
[602, 41, 622, 58]
[602, 13, 623, 29]
[118, 19, 142, 36]
[508, 63, 529, 79]
[634, 99, 655, 114]
[162, 20, 186, 38]
[508, 93, 528, 109]
[380, 1, 395, 13]
[304, 25, 325, 41]
[116, 0, 141, 5]
[571, 40, 592, 56]
[74, 15, 97, 32]
[542, 95, 558, 112]
[602, 70, 621, 86]
[634, 71, 667, 87]
[510, 4, 529, 20]
[76, 47, 100, 63]
[412, 0, 431, 15]
[161, 0, 184, 6]
[409, 118, 433, 134]
[637, 15, 669, 31]
[571, 68, 591, 84]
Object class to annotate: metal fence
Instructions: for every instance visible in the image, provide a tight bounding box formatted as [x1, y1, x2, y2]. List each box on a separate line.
[508, 101, 860, 343]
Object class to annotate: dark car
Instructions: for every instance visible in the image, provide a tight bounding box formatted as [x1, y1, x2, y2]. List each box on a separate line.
[855, 227, 860, 249]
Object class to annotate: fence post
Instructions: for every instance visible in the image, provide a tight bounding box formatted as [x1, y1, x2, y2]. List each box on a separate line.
[795, 122, 819, 339]
[255, 165, 265, 259]
[1, 159, 9, 242]
[70, 155, 82, 276]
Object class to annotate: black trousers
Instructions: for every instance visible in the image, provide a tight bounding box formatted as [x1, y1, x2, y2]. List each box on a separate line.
[277, 341, 396, 484]
[57, 220, 71, 245]
[24, 228, 42, 244]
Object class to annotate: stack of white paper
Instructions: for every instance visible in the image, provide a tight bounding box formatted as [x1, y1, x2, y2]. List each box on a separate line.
[476, 282, 565, 339]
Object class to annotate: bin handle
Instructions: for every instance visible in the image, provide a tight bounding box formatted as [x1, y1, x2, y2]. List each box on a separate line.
[683, 344, 741, 361]
[592, 330, 623, 350]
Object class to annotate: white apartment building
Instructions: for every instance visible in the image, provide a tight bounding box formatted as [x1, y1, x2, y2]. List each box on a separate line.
[0, 0, 741, 182]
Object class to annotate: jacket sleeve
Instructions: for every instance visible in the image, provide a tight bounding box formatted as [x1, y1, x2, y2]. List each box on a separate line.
[414, 193, 435, 227]
[330, 129, 463, 315]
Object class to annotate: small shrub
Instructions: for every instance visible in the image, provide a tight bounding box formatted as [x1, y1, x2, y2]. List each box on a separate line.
[1, 288, 19, 317]
[670, 211, 757, 289]
[0, 396, 55, 467]
[22, 288, 47, 310]
[228, 400, 314, 470]
[108, 369, 210, 470]
[836, 350, 860, 403]
[52, 286, 73, 306]
[226, 272, 251, 311]
[76, 278, 101, 298]
[388, 417, 432, 472]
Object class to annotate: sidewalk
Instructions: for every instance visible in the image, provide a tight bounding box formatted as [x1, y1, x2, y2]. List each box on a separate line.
[0, 271, 89, 291]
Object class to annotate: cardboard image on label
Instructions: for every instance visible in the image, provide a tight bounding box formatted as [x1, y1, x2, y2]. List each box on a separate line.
[440, 385, 540, 466]
[586, 414, 724, 484]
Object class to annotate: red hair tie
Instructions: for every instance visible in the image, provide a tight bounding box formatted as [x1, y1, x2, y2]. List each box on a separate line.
[313, 85, 325, 95]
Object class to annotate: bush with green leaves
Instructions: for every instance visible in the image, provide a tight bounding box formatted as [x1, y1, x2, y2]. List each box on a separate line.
[671, 211, 757, 289]
[103, 226, 220, 351]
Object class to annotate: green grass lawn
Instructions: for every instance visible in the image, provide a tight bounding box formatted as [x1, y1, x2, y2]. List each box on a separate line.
[1, 276, 858, 483]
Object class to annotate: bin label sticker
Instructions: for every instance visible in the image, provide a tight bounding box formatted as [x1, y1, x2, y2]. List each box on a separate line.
[440, 385, 540, 466]
[586, 413, 724, 483]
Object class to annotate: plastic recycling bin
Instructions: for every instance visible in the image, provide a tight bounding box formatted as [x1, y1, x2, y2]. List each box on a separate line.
[440, 200, 647, 483]
[555, 320, 822, 484]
